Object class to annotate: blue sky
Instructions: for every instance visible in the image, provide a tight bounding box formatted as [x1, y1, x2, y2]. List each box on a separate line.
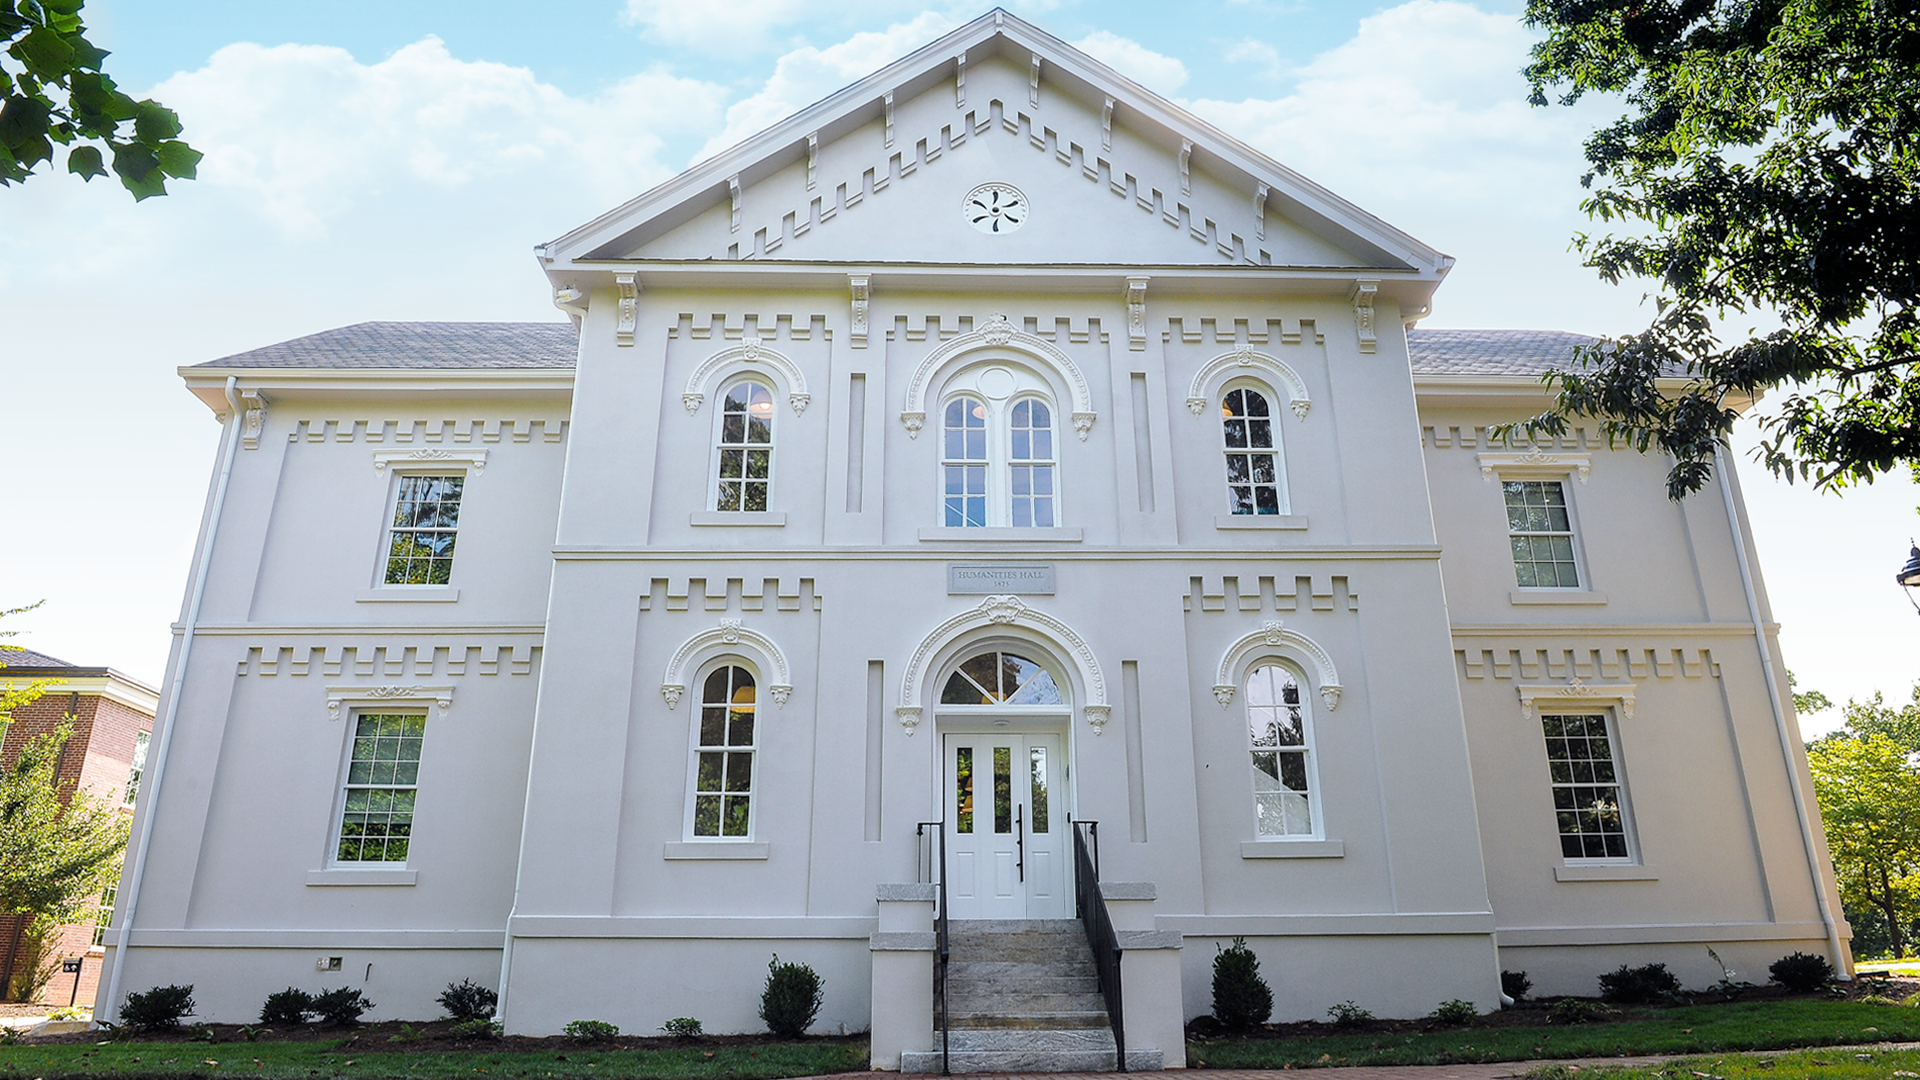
[2, 0, 1913, 730]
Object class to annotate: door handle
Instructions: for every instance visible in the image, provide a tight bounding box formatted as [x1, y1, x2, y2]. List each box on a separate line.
[1016, 803, 1025, 882]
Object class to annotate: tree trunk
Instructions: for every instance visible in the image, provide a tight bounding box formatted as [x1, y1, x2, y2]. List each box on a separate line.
[1878, 863, 1906, 960]
[0, 916, 20, 1002]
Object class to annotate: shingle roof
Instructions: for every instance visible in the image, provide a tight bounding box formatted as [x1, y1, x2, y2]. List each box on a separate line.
[192, 322, 578, 369]
[0, 647, 74, 669]
[1406, 329, 1595, 376]
[191, 322, 1593, 377]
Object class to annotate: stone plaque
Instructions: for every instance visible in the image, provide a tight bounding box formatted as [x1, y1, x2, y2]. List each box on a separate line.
[948, 563, 1055, 595]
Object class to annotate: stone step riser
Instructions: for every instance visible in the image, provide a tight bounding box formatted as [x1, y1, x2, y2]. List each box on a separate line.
[947, 1013, 1111, 1030]
[900, 1048, 1164, 1074]
[933, 1029, 1116, 1052]
[948, 992, 1106, 1012]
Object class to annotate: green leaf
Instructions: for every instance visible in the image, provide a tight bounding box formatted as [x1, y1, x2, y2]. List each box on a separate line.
[109, 136, 164, 194]
[67, 36, 107, 71]
[65, 142, 102, 179]
[0, 93, 53, 150]
[132, 99, 181, 142]
[11, 26, 76, 80]
[155, 138, 199, 179]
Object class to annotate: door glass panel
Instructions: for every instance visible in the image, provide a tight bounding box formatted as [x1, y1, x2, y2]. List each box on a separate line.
[993, 746, 1012, 834]
[955, 747, 974, 833]
[1029, 746, 1049, 833]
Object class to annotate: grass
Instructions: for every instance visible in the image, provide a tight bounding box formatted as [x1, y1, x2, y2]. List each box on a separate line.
[1527, 1045, 1920, 1080]
[1186, 999, 1920, 1069]
[0, 1037, 868, 1079]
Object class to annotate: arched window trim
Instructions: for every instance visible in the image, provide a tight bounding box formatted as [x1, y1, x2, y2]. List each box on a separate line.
[1219, 379, 1291, 516]
[708, 377, 777, 513]
[936, 644, 1073, 711]
[936, 365, 1064, 528]
[681, 657, 763, 842]
[1241, 659, 1323, 840]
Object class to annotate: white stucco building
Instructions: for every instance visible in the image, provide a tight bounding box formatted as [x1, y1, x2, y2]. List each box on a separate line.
[104, 10, 1847, 1071]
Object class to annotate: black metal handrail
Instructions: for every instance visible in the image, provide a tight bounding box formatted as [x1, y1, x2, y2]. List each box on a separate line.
[917, 821, 951, 1076]
[1072, 820, 1126, 1072]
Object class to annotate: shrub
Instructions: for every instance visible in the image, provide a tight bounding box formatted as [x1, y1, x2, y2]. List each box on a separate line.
[1769, 951, 1835, 993]
[438, 978, 498, 1021]
[1501, 970, 1532, 1002]
[1549, 998, 1614, 1024]
[447, 1018, 503, 1040]
[1210, 937, 1274, 1031]
[760, 954, 824, 1038]
[46, 1006, 89, 1022]
[1326, 1000, 1373, 1028]
[1597, 962, 1682, 1004]
[312, 987, 374, 1026]
[121, 984, 195, 1031]
[1430, 999, 1478, 1025]
[660, 1017, 703, 1038]
[566, 1019, 620, 1043]
[259, 988, 314, 1026]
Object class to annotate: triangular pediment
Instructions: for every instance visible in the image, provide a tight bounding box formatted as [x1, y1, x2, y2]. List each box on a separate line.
[542, 11, 1449, 275]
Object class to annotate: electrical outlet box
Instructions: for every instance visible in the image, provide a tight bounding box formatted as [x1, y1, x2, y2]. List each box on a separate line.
[317, 956, 342, 971]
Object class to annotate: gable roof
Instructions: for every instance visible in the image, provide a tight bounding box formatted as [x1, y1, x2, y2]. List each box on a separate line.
[191, 322, 578, 370]
[539, 8, 1449, 278]
[180, 321, 1586, 378]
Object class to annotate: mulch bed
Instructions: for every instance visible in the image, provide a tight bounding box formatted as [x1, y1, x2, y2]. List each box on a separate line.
[23, 1018, 867, 1053]
[1183, 977, 1920, 1041]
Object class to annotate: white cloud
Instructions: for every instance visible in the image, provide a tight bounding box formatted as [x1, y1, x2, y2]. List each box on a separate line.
[694, 12, 958, 161]
[150, 37, 728, 238]
[623, 0, 809, 51]
[1070, 30, 1188, 95]
[1222, 37, 1286, 80]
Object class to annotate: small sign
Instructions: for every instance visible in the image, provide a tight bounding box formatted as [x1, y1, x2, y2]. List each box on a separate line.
[948, 563, 1055, 595]
[60, 958, 81, 973]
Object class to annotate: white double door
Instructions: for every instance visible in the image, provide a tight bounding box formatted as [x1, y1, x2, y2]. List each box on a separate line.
[942, 731, 1069, 919]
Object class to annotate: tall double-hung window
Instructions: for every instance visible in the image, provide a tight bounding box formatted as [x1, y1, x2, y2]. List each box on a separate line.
[1541, 712, 1633, 860]
[1504, 480, 1581, 588]
[383, 475, 464, 585]
[1246, 664, 1319, 837]
[940, 365, 1059, 528]
[713, 380, 775, 512]
[691, 664, 758, 838]
[335, 712, 426, 863]
[1222, 387, 1285, 515]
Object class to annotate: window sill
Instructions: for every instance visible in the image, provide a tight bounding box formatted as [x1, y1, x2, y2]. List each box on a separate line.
[1241, 839, 1344, 859]
[1510, 590, 1607, 606]
[918, 527, 1084, 542]
[307, 868, 417, 886]
[690, 511, 786, 527]
[1215, 514, 1309, 531]
[1554, 864, 1656, 882]
[357, 588, 459, 603]
[663, 842, 770, 860]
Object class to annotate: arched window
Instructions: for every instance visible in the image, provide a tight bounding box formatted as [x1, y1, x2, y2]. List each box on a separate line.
[940, 650, 1064, 706]
[939, 366, 1060, 528]
[691, 664, 757, 838]
[714, 380, 774, 512]
[1223, 387, 1285, 515]
[1246, 663, 1317, 837]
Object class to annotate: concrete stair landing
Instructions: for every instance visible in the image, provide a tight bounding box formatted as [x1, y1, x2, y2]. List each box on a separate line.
[900, 920, 1162, 1073]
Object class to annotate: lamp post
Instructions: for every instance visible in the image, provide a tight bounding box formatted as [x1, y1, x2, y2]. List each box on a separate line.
[1899, 542, 1920, 615]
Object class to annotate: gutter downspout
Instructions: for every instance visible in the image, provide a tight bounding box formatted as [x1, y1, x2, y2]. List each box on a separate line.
[1714, 446, 1848, 978]
[102, 376, 247, 1021]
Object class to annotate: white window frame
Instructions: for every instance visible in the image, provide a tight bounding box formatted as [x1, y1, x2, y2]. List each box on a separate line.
[327, 706, 432, 868]
[1241, 660, 1323, 841]
[1537, 708, 1639, 865]
[708, 377, 778, 513]
[1219, 379, 1291, 517]
[124, 731, 149, 806]
[936, 364, 1064, 529]
[682, 658, 763, 842]
[369, 455, 484, 590]
[1518, 682, 1640, 865]
[1478, 454, 1594, 592]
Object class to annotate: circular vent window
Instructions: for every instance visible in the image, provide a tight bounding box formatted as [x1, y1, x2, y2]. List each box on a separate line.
[964, 183, 1029, 234]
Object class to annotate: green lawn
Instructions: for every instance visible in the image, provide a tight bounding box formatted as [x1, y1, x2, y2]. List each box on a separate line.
[1527, 1045, 1920, 1080]
[0, 1038, 868, 1079]
[1186, 999, 1920, 1069]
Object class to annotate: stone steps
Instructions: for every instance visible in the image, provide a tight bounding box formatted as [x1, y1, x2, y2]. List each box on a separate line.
[907, 918, 1155, 1073]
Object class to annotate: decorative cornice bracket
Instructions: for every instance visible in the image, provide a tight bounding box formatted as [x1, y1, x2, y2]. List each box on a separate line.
[614, 273, 639, 347]
[1125, 276, 1149, 352]
[240, 390, 268, 450]
[1350, 278, 1379, 355]
[849, 274, 871, 349]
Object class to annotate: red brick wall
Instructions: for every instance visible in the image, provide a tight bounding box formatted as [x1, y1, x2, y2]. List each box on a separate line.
[0, 688, 149, 1007]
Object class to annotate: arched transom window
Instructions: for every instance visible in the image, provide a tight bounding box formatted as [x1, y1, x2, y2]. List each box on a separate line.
[940, 365, 1059, 528]
[1223, 386, 1287, 515]
[691, 664, 757, 837]
[1246, 663, 1318, 837]
[941, 650, 1065, 706]
[714, 380, 774, 512]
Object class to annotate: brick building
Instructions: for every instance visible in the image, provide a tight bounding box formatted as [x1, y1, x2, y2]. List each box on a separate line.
[0, 648, 155, 1009]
